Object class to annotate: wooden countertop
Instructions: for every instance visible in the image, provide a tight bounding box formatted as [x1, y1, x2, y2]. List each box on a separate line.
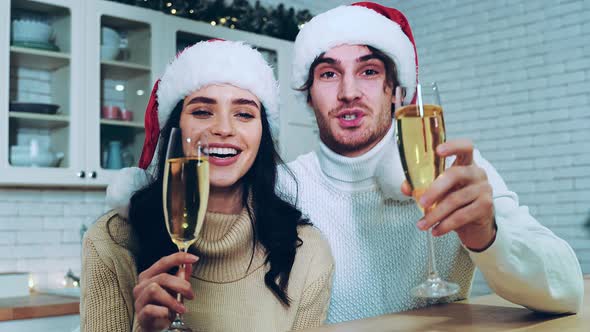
[0, 292, 79, 321]
[303, 276, 590, 332]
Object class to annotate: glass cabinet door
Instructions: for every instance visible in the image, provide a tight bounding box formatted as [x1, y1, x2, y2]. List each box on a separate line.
[85, 1, 163, 186]
[99, 16, 150, 171]
[0, 0, 85, 186]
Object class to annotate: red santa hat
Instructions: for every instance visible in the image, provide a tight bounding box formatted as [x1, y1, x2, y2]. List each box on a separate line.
[292, 2, 418, 104]
[106, 40, 279, 218]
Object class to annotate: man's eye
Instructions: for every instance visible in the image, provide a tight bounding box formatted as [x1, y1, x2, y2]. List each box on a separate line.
[319, 71, 337, 79]
[364, 69, 379, 76]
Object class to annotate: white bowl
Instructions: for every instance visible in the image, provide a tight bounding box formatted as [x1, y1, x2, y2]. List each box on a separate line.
[101, 27, 120, 46]
[101, 45, 120, 60]
[12, 19, 52, 44]
[10, 145, 64, 167]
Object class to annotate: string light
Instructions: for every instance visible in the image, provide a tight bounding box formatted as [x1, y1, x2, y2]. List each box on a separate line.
[210, 21, 216, 26]
[166, 2, 172, 7]
[171, 8, 177, 14]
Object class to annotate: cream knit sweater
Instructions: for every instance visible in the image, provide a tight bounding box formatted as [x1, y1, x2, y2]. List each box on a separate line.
[278, 125, 584, 323]
[81, 208, 334, 332]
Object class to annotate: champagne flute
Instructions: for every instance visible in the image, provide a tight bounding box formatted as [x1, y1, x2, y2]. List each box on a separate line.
[394, 82, 460, 298]
[162, 127, 210, 331]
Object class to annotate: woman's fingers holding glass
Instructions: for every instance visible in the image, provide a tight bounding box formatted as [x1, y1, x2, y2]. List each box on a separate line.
[135, 281, 187, 317]
[136, 303, 174, 332]
[138, 252, 199, 283]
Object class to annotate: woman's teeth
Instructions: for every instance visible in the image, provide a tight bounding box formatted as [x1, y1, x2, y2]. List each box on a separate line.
[342, 114, 357, 120]
[204, 147, 238, 158]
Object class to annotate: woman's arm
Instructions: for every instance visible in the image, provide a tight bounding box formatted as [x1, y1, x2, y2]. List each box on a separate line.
[291, 265, 335, 330]
[81, 235, 134, 331]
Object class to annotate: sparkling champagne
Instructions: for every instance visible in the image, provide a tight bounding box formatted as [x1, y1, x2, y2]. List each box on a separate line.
[395, 104, 446, 207]
[163, 156, 210, 250]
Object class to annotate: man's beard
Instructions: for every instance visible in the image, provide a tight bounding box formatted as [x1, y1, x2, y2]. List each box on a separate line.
[315, 102, 391, 156]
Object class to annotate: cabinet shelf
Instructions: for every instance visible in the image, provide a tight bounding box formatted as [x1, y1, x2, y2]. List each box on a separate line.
[101, 60, 151, 80]
[100, 119, 144, 129]
[9, 112, 70, 129]
[10, 46, 70, 71]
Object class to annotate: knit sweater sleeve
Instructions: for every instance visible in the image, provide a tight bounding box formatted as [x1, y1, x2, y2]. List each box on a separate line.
[291, 226, 335, 330]
[467, 150, 584, 314]
[81, 212, 138, 332]
[291, 264, 334, 330]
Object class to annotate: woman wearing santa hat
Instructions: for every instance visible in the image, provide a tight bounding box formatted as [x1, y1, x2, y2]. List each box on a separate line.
[81, 40, 334, 332]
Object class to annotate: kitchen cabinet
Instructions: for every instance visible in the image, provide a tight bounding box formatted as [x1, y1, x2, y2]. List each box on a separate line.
[0, 0, 86, 186]
[0, 0, 318, 187]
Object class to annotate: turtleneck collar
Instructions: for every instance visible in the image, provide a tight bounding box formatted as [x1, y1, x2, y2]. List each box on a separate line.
[316, 124, 394, 190]
[192, 207, 266, 283]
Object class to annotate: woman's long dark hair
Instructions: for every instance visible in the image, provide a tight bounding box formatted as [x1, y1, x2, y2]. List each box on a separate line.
[128, 100, 308, 305]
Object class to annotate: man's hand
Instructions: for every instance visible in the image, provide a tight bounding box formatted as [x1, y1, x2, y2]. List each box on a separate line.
[401, 139, 496, 251]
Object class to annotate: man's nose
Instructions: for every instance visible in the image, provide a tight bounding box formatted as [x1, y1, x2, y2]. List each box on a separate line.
[337, 73, 362, 102]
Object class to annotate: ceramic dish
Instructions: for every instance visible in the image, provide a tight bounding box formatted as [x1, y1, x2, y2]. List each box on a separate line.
[11, 40, 59, 51]
[9, 102, 60, 114]
[11, 19, 53, 44]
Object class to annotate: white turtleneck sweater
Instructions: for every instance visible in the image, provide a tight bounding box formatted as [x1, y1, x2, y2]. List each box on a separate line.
[278, 125, 584, 324]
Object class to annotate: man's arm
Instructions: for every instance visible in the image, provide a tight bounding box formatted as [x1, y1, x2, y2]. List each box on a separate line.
[467, 150, 584, 314]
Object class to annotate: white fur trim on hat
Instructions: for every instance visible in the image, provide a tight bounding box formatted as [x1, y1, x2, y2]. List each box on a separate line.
[292, 5, 416, 105]
[106, 167, 152, 219]
[157, 40, 279, 135]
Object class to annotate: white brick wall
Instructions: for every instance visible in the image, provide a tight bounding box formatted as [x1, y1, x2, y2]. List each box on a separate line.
[272, 0, 590, 295]
[0, 188, 107, 289]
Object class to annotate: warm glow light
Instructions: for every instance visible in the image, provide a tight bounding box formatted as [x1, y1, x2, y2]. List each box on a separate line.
[210, 21, 216, 26]
[28, 274, 35, 290]
[220, 17, 227, 24]
[166, 2, 172, 7]
[189, 9, 194, 14]
[230, 24, 235, 29]
[73, 281, 79, 287]
[136, 89, 145, 96]
[171, 9, 177, 14]
[298, 23, 305, 29]
[115, 84, 125, 92]
[231, 17, 237, 22]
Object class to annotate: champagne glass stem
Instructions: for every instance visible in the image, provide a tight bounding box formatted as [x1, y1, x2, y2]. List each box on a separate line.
[168, 247, 190, 331]
[426, 228, 439, 280]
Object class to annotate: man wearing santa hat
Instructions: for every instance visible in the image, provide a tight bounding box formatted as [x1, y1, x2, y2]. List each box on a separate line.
[279, 1, 584, 324]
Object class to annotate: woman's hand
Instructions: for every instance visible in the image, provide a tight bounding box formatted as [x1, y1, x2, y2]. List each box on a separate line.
[133, 252, 198, 331]
[401, 139, 496, 251]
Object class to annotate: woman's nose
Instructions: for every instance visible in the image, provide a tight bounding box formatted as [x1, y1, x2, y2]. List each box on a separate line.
[210, 115, 235, 137]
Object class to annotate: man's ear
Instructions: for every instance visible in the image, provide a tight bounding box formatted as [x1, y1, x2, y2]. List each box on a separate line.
[392, 86, 403, 110]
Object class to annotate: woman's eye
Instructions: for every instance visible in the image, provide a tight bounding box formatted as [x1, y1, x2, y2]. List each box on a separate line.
[191, 109, 212, 117]
[237, 112, 255, 119]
